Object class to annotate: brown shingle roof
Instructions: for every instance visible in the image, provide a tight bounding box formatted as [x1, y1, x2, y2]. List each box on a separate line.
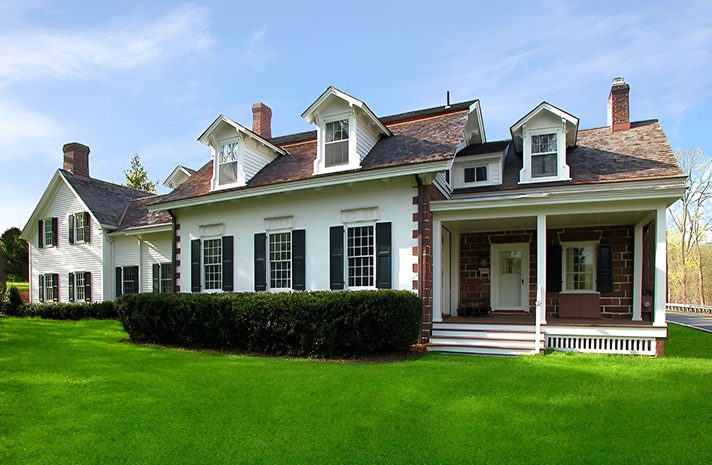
[115, 197, 172, 232]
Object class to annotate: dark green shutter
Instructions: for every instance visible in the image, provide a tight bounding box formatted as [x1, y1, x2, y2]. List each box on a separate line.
[222, 236, 234, 292]
[52, 218, 58, 247]
[191, 239, 201, 293]
[153, 264, 160, 293]
[254, 233, 266, 291]
[292, 230, 306, 291]
[84, 212, 91, 243]
[38, 221, 44, 248]
[52, 274, 59, 302]
[547, 245, 562, 292]
[115, 267, 123, 297]
[69, 215, 75, 244]
[84, 272, 91, 302]
[39, 274, 44, 302]
[375, 222, 392, 289]
[598, 244, 614, 292]
[330, 226, 344, 290]
[68, 273, 75, 302]
[132, 266, 139, 293]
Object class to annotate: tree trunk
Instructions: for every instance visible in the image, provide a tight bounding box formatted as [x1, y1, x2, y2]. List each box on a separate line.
[695, 233, 706, 305]
[680, 210, 688, 303]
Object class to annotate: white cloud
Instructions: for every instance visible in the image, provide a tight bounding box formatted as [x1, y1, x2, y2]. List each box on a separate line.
[0, 3, 215, 86]
[235, 25, 276, 71]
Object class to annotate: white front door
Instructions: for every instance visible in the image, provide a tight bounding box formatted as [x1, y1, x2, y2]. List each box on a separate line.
[491, 243, 529, 311]
[442, 227, 452, 316]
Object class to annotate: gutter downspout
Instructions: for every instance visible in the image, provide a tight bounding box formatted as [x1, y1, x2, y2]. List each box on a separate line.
[168, 209, 177, 293]
[416, 175, 425, 342]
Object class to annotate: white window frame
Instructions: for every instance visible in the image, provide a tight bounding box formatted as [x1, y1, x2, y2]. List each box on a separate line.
[530, 132, 558, 178]
[42, 218, 55, 247]
[122, 266, 139, 295]
[217, 140, 239, 187]
[561, 242, 598, 293]
[463, 165, 489, 184]
[268, 230, 292, 291]
[74, 271, 86, 301]
[346, 223, 376, 290]
[74, 212, 86, 243]
[203, 237, 223, 292]
[314, 110, 358, 175]
[43, 274, 56, 302]
[324, 119, 350, 168]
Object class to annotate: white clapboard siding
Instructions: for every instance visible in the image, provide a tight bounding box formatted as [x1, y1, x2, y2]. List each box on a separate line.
[140, 232, 172, 292]
[356, 124, 378, 162]
[243, 143, 277, 182]
[29, 182, 104, 303]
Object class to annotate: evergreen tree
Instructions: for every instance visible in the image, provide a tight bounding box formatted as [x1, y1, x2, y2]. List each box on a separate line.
[1, 227, 27, 281]
[123, 154, 158, 193]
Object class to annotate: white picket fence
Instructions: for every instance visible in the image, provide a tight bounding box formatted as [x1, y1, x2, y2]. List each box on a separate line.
[666, 303, 712, 314]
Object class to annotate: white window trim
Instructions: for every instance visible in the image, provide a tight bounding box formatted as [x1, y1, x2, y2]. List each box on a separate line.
[345, 222, 376, 290]
[202, 236, 223, 293]
[73, 212, 87, 244]
[268, 229, 293, 292]
[121, 266, 139, 295]
[211, 134, 244, 191]
[42, 218, 55, 247]
[560, 241, 599, 294]
[73, 271, 87, 301]
[463, 164, 489, 185]
[314, 110, 360, 175]
[519, 126, 571, 184]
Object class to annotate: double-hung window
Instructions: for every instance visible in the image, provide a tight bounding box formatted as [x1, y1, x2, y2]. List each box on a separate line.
[563, 244, 595, 291]
[39, 218, 57, 247]
[75, 272, 86, 301]
[531, 133, 558, 177]
[269, 232, 291, 289]
[218, 142, 238, 186]
[203, 239, 223, 291]
[347, 225, 375, 288]
[123, 267, 138, 295]
[74, 212, 86, 243]
[325, 119, 349, 167]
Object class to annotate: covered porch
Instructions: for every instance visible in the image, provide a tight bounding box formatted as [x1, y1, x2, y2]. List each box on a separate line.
[429, 193, 671, 356]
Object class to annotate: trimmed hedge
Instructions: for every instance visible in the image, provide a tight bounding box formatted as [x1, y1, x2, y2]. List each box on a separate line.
[116, 290, 422, 357]
[4, 301, 117, 320]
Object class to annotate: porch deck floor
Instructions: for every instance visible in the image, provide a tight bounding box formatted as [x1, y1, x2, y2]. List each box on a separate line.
[441, 315, 653, 327]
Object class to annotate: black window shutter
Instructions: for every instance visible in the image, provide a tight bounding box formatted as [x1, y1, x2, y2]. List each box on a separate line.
[84, 272, 92, 302]
[84, 212, 91, 243]
[132, 266, 139, 294]
[254, 233, 267, 291]
[69, 215, 75, 245]
[52, 218, 58, 247]
[292, 229, 306, 291]
[38, 220, 44, 248]
[547, 245, 562, 293]
[190, 239, 201, 292]
[52, 274, 59, 302]
[330, 226, 344, 290]
[115, 267, 123, 297]
[375, 222, 392, 289]
[153, 264, 160, 293]
[68, 273, 75, 302]
[598, 244, 614, 292]
[39, 274, 44, 302]
[222, 236, 234, 292]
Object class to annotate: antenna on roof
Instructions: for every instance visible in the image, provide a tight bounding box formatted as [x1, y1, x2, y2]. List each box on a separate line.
[445, 91, 451, 109]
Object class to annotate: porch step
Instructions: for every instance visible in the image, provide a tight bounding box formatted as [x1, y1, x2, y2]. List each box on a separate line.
[426, 344, 538, 357]
[428, 338, 544, 349]
[433, 323, 537, 333]
[428, 322, 543, 356]
[431, 330, 543, 340]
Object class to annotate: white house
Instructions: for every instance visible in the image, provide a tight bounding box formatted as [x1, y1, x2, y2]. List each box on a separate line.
[22, 79, 685, 356]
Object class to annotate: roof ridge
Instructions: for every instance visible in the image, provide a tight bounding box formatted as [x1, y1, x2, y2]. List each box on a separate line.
[59, 169, 157, 196]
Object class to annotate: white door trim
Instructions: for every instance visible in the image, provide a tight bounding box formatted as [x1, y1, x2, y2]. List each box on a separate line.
[491, 242, 529, 311]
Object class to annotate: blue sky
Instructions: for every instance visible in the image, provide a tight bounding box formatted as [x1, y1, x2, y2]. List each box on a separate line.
[1, 0, 710, 233]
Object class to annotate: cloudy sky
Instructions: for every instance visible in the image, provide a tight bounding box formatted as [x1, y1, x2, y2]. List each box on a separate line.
[1, 0, 710, 233]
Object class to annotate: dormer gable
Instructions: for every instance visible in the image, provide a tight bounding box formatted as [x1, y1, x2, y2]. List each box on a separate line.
[302, 87, 391, 175]
[163, 165, 195, 190]
[510, 102, 579, 184]
[198, 114, 288, 191]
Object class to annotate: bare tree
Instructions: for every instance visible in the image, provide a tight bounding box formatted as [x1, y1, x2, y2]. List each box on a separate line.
[669, 148, 712, 304]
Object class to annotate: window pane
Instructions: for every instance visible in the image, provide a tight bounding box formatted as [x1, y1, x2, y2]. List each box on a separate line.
[532, 154, 557, 177]
[123, 267, 137, 295]
[531, 133, 557, 154]
[75, 213, 85, 242]
[75, 272, 85, 301]
[204, 239, 222, 290]
[219, 162, 237, 185]
[347, 226, 374, 287]
[326, 120, 349, 142]
[475, 166, 487, 182]
[161, 264, 174, 294]
[325, 140, 348, 167]
[44, 275, 54, 301]
[565, 246, 595, 291]
[269, 232, 292, 289]
[218, 143, 238, 185]
[464, 167, 475, 183]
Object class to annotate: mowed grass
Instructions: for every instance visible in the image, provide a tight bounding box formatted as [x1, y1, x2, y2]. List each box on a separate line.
[1, 319, 711, 464]
[4, 282, 28, 292]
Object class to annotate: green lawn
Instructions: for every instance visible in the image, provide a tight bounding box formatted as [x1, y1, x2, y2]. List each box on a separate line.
[1, 319, 711, 464]
[4, 282, 28, 292]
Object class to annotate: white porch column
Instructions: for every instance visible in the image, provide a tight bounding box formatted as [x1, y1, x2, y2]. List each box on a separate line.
[536, 214, 547, 326]
[653, 207, 667, 327]
[451, 229, 460, 315]
[632, 223, 644, 321]
[432, 218, 443, 323]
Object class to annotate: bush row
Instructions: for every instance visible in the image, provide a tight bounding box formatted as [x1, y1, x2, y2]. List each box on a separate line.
[116, 290, 422, 357]
[3, 300, 117, 320]
[0, 286, 23, 315]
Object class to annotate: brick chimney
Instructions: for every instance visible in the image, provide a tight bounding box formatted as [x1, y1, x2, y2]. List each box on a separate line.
[607, 77, 630, 132]
[251, 102, 272, 139]
[63, 142, 90, 178]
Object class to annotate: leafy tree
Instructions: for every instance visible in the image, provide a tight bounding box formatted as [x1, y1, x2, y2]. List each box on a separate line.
[1, 227, 27, 281]
[123, 154, 158, 193]
[0, 240, 6, 294]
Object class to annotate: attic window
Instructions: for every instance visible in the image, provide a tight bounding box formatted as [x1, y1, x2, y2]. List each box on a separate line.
[219, 142, 238, 185]
[531, 133, 558, 177]
[464, 165, 488, 183]
[325, 120, 349, 167]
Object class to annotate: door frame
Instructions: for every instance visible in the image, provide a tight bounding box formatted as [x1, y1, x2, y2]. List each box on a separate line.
[490, 242, 529, 311]
[441, 226, 452, 316]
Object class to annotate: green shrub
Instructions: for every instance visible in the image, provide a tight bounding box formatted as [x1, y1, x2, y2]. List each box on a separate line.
[5, 301, 117, 320]
[116, 290, 422, 358]
[6, 286, 22, 314]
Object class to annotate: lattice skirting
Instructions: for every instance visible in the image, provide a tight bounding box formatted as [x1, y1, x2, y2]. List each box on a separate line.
[546, 336, 656, 355]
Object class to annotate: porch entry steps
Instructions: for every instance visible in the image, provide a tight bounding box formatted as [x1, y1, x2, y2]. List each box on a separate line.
[427, 322, 544, 356]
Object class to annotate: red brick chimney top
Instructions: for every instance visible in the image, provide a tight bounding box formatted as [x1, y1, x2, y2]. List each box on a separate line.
[62, 142, 91, 178]
[608, 77, 630, 132]
[251, 102, 272, 139]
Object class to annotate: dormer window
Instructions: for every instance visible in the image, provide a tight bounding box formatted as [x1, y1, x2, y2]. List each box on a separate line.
[325, 120, 349, 167]
[464, 165, 488, 183]
[218, 142, 238, 185]
[531, 133, 558, 178]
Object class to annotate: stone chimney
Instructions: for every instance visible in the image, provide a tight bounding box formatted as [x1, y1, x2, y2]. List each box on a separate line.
[251, 102, 272, 139]
[63, 142, 90, 178]
[607, 77, 630, 132]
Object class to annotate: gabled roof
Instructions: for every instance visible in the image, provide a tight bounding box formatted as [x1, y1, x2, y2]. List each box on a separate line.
[301, 86, 393, 137]
[510, 101, 579, 151]
[197, 114, 288, 155]
[163, 165, 196, 189]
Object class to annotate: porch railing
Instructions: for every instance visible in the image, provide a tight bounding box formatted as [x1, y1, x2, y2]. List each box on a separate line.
[666, 303, 712, 314]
